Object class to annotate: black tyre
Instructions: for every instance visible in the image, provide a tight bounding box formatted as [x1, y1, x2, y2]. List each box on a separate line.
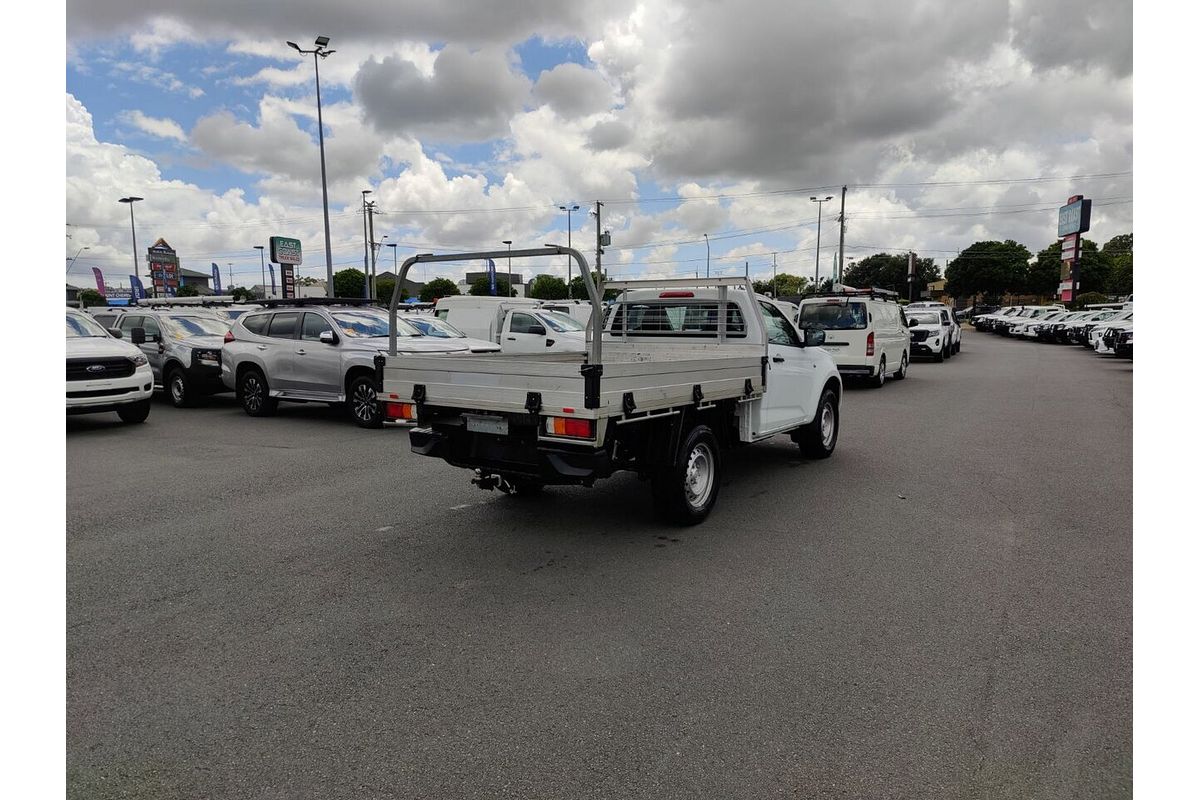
[870, 357, 887, 388]
[794, 387, 839, 459]
[239, 368, 277, 417]
[116, 400, 151, 424]
[349, 375, 383, 429]
[893, 352, 908, 381]
[652, 424, 721, 525]
[166, 366, 193, 408]
[934, 345, 945, 363]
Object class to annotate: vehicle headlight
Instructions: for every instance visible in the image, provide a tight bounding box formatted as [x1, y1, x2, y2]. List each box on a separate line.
[129, 354, 148, 367]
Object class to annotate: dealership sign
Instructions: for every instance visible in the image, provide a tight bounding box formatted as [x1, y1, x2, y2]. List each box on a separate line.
[269, 236, 302, 265]
[1057, 198, 1092, 238]
[147, 238, 180, 297]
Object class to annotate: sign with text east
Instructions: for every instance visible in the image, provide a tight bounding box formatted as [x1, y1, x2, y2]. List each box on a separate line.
[269, 236, 302, 266]
[147, 238, 180, 297]
[1057, 198, 1092, 238]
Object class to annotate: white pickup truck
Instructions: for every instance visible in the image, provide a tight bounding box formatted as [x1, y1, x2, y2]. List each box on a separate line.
[378, 247, 842, 525]
[433, 296, 587, 355]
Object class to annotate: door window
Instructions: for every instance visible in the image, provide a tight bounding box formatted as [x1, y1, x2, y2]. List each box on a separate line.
[267, 312, 300, 339]
[141, 317, 162, 341]
[301, 313, 333, 341]
[509, 312, 541, 334]
[117, 315, 143, 333]
[242, 313, 270, 335]
[758, 302, 802, 347]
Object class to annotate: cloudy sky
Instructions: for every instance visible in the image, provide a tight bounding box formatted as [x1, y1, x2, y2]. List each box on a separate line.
[63, 0, 1132, 292]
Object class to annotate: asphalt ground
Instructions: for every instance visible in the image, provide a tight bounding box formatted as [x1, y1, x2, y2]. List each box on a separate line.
[66, 329, 1132, 799]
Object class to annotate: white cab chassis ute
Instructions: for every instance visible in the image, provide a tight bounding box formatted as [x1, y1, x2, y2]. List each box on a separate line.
[379, 247, 842, 525]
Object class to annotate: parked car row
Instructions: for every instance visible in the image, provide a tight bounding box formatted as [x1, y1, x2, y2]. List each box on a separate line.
[971, 303, 1133, 358]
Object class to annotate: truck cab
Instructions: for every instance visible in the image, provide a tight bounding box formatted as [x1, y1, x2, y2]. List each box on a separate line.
[434, 295, 587, 354]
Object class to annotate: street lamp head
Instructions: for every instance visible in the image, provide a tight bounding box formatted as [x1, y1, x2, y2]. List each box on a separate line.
[319, 50, 335, 57]
[502, 240, 512, 245]
[119, 196, 143, 203]
[386, 243, 397, 249]
[287, 41, 301, 51]
[314, 35, 330, 47]
[362, 189, 372, 196]
[825, 195, 833, 201]
[253, 245, 264, 251]
[572, 204, 580, 211]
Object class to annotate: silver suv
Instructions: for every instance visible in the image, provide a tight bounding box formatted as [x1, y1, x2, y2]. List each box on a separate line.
[221, 301, 470, 428]
[104, 308, 231, 407]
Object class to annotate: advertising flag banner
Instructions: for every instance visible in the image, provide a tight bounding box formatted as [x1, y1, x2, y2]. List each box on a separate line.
[211, 263, 223, 295]
[129, 275, 146, 300]
[269, 264, 277, 296]
[91, 267, 107, 296]
[487, 259, 497, 296]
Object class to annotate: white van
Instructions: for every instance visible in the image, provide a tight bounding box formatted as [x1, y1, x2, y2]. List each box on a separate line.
[539, 299, 595, 327]
[796, 289, 911, 387]
[434, 295, 587, 354]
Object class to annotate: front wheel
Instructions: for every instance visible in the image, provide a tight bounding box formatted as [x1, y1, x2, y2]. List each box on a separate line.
[239, 368, 277, 417]
[116, 400, 151, 424]
[167, 367, 193, 408]
[794, 388, 839, 458]
[652, 424, 721, 525]
[934, 345, 945, 363]
[349, 375, 383, 429]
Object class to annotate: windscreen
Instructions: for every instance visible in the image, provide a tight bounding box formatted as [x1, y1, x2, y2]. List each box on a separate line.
[609, 301, 747, 337]
[405, 316, 465, 338]
[66, 312, 109, 338]
[798, 302, 867, 330]
[165, 315, 230, 338]
[909, 312, 940, 326]
[537, 311, 585, 332]
[334, 310, 421, 337]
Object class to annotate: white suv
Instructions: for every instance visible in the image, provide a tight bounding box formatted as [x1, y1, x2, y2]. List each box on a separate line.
[797, 290, 911, 387]
[66, 308, 154, 423]
[905, 307, 955, 361]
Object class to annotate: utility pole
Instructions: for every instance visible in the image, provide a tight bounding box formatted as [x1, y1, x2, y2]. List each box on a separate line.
[836, 185, 847, 285]
[594, 201, 605, 299]
[366, 201, 378, 300]
[502, 240, 513, 296]
[559, 204, 579, 297]
[772, 252, 777, 297]
[810, 195, 833, 289]
[360, 189, 372, 299]
[704, 233, 710, 278]
[286, 37, 336, 297]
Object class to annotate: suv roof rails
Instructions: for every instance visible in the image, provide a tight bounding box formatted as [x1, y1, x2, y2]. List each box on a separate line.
[254, 297, 384, 309]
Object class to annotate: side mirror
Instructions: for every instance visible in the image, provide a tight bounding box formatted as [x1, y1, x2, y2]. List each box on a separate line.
[804, 329, 826, 347]
[908, 317, 919, 328]
[107, 328, 123, 339]
[319, 330, 338, 345]
[130, 327, 146, 345]
[528, 324, 547, 336]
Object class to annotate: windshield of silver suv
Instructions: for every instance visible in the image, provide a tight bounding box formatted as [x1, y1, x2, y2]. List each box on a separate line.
[333, 310, 421, 338]
[67, 312, 110, 338]
[164, 315, 230, 338]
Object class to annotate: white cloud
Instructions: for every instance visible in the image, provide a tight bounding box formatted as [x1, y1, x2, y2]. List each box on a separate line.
[119, 110, 187, 142]
[533, 63, 614, 119]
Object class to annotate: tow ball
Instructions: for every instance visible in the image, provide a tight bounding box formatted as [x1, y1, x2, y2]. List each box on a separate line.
[472, 470, 517, 494]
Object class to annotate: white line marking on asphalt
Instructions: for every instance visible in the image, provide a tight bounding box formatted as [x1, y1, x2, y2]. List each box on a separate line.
[449, 504, 471, 510]
[375, 525, 394, 532]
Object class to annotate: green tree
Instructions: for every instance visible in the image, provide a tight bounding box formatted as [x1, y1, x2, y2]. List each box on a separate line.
[229, 286, 256, 302]
[1102, 233, 1132, 258]
[78, 288, 106, 307]
[569, 271, 621, 301]
[1103, 233, 1133, 295]
[419, 277, 460, 303]
[944, 240, 1032, 299]
[1026, 240, 1064, 298]
[1075, 291, 1110, 306]
[528, 274, 568, 300]
[333, 268, 366, 298]
[842, 253, 940, 294]
[1075, 239, 1112, 296]
[752, 273, 809, 297]
[175, 284, 200, 297]
[469, 276, 517, 297]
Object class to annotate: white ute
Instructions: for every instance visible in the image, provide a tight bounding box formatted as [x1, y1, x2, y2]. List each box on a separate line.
[379, 247, 842, 525]
[66, 308, 154, 423]
[433, 295, 587, 354]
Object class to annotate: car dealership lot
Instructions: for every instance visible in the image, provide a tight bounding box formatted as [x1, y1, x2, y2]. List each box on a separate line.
[67, 330, 1131, 799]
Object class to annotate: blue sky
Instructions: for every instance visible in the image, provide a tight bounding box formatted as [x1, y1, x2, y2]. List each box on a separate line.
[64, 2, 1133, 292]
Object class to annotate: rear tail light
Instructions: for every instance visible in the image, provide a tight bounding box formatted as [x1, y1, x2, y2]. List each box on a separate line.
[544, 416, 596, 439]
[866, 331, 875, 356]
[384, 402, 417, 421]
[659, 291, 694, 298]
[223, 330, 235, 343]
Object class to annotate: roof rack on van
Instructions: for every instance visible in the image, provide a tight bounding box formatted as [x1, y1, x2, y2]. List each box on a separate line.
[799, 287, 900, 302]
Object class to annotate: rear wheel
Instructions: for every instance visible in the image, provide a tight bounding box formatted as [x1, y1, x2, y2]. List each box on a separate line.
[239, 368, 277, 417]
[893, 352, 908, 380]
[116, 400, 151, 424]
[794, 388, 839, 458]
[870, 357, 887, 388]
[349, 375, 383, 429]
[652, 424, 721, 525]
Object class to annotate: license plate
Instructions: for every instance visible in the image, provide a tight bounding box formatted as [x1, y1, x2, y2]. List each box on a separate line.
[465, 414, 509, 435]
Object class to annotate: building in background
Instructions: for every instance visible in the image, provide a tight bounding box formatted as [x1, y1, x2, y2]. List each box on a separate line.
[178, 268, 213, 293]
[455, 271, 527, 297]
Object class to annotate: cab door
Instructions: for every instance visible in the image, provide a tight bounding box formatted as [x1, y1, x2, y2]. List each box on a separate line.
[292, 312, 342, 396]
[262, 312, 301, 392]
[120, 315, 166, 383]
[757, 301, 815, 433]
[502, 311, 548, 353]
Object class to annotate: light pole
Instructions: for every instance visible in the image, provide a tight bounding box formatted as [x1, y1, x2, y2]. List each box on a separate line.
[66, 246, 89, 275]
[287, 36, 336, 298]
[253, 245, 266, 298]
[559, 204, 579, 297]
[386, 243, 398, 300]
[704, 233, 710, 279]
[118, 196, 144, 296]
[502, 240, 513, 297]
[810, 195, 833, 288]
[360, 189, 372, 298]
